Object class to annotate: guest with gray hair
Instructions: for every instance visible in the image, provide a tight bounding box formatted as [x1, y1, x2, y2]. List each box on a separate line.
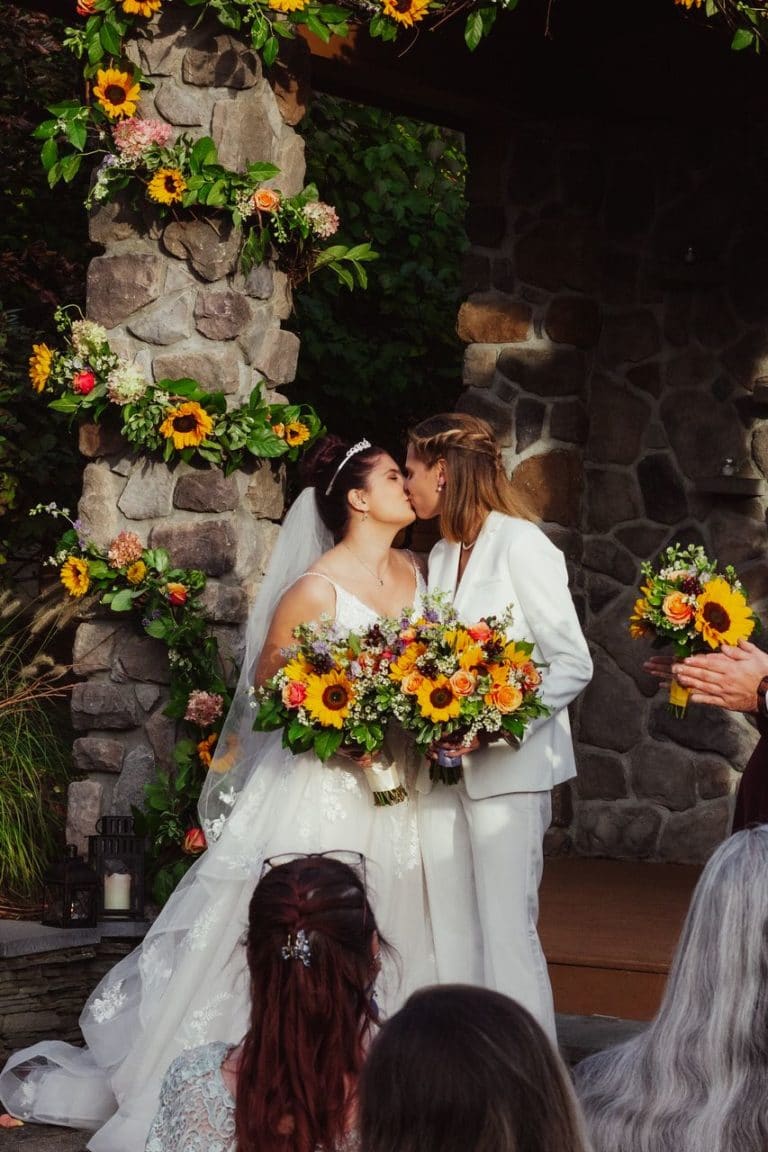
[574, 826, 768, 1152]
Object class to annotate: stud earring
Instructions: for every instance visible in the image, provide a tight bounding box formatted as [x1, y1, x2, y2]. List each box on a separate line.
[436, 479, 445, 493]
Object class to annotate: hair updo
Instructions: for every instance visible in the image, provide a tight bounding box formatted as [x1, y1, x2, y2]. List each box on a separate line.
[300, 434, 383, 540]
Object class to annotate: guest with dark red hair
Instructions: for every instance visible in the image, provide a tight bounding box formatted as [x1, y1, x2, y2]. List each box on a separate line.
[145, 852, 380, 1152]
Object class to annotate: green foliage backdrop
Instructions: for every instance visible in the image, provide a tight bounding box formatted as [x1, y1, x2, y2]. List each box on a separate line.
[292, 95, 468, 455]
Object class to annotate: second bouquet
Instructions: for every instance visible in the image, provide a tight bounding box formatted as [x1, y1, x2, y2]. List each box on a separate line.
[387, 595, 550, 784]
[252, 617, 407, 806]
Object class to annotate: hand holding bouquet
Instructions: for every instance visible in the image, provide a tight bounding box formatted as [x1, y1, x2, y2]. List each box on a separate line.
[630, 542, 757, 715]
[386, 595, 550, 784]
[252, 617, 407, 805]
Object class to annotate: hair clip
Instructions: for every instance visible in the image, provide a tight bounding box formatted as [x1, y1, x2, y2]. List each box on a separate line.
[325, 439, 372, 496]
[281, 927, 312, 967]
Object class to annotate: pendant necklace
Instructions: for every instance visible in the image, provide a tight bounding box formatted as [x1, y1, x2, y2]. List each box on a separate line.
[461, 538, 477, 551]
[342, 543, 385, 587]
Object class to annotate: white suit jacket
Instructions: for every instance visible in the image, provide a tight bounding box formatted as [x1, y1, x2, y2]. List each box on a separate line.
[419, 511, 593, 800]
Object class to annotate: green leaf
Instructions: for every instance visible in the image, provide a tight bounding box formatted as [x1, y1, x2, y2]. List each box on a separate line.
[190, 136, 219, 172]
[33, 119, 59, 140]
[107, 588, 136, 612]
[40, 138, 58, 172]
[305, 12, 332, 42]
[66, 120, 88, 152]
[314, 728, 343, 761]
[464, 10, 484, 51]
[246, 161, 281, 182]
[261, 34, 279, 68]
[61, 153, 83, 183]
[48, 395, 81, 413]
[731, 27, 755, 49]
[99, 18, 124, 56]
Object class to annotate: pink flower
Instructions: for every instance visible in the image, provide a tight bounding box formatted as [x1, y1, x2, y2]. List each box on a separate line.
[281, 681, 307, 709]
[467, 620, 492, 644]
[107, 530, 144, 569]
[302, 200, 339, 239]
[72, 369, 96, 395]
[112, 117, 173, 162]
[184, 690, 225, 727]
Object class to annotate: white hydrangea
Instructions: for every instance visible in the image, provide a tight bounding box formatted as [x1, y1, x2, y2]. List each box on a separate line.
[106, 361, 149, 406]
[70, 319, 109, 358]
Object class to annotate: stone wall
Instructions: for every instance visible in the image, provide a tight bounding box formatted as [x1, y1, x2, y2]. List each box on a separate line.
[66, 12, 306, 845]
[458, 116, 766, 863]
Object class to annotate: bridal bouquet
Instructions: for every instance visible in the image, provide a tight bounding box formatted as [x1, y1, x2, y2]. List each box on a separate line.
[252, 617, 407, 806]
[630, 542, 757, 715]
[386, 595, 550, 784]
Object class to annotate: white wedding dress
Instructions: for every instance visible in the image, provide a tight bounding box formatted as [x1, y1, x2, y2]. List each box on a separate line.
[0, 572, 436, 1151]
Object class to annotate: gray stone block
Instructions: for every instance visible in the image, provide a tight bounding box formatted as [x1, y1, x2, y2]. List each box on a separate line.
[637, 453, 689, 525]
[72, 737, 125, 775]
[149, 519, 237, 575]
[600, 309, 662, 365]
[194, 290, 252, 341]
[575, 800, 664, 859]
[174, 469, 240, 512]
[86, 254, 166, 329]
[182, 33, 261, 88]
[78, 463, 124, 547]
[153, 345, 241, 395]
[127, 293, 194, 346]
[498, 345, 586, 397]
[650, 698, 758, 766]
[656, 797, 732, 863]
[154, 79, 207, 126]
[629, 740, 698, 811]
[117, 461, 175, 520]
[579, 652, 645, 752]
[71, 682, 142, 730]
[73, 622, 121, 676]
[163, 218, 241, 282]
[249, 327, 300, 385]
[66, 780, 104, 856]
[574, 749, 628, 801]
[113, 634, 170, 684]
[112, 745, 156, 816]
[585, 467, 643, 532]
[461, 344, 498, 390]
[212, 97, 276, 173]
[587, 383, 651, 465]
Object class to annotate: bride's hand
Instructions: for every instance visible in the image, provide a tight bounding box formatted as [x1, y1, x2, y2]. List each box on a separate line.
[337, 743, 376, 769]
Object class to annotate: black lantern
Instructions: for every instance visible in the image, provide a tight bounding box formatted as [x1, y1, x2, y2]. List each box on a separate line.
[41, 845, 99, 929]
[88, 815, 146, 921]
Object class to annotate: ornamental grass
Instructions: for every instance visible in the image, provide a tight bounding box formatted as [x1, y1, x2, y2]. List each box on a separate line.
[0, 589, 77, 904]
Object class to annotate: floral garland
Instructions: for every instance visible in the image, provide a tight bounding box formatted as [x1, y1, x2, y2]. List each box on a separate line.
[34, 505, 233, 902]
[30, 308, 324, 471]
[38, 100, 376, 288]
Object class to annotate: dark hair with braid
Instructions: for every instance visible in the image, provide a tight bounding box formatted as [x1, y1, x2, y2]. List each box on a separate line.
[235, 855, 381, 1152]
[407, 413, 534, 543]
[299, 435, 384, 540]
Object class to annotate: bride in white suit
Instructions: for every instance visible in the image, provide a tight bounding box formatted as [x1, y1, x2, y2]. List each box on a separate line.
[404, 412, 592, 1041]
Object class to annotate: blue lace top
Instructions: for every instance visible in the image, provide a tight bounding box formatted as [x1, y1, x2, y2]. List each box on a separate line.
[145, 1042, 236, 1152]
[145, 1041, 360, 1152]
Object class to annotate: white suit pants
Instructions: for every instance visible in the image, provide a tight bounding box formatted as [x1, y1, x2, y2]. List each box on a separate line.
[418, 785, 556, 1042]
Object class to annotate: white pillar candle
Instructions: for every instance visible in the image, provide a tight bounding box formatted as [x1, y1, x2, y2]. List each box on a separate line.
[103, 872, 132, 911]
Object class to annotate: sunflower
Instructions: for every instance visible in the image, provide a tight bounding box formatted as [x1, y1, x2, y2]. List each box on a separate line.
[380, 0, 430, 26]
[29, 344, 53, 393]
[285, 421, 310, 447]
[416, 675, 461, 724]
[60, 556, 90, 598]
[93, 68, 141, 119]
[283, 655, 312, 683]
[268, 0, 309, 11]
[694, 577, 755, 649]
[122, 0, 161, 15]
[629, 596, 650, 639]
[147, 167, 187, 206]
[159, 401, 214, 449]
[197, 733, 218, 768]
[304, 670, 355, 729]
[126, 560, 147, 585]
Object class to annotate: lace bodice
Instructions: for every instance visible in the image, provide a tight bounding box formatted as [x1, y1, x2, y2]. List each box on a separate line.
[145, 1042, 360, 1152]
[305, 554, 425, 632]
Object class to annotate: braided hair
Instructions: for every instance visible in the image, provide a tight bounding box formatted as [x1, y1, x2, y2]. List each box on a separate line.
[407, 413, 534, 543]
[235, 855, 381, 1152]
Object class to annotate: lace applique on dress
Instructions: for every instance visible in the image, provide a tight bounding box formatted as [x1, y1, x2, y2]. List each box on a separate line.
[185, 906, 217, 952]
[90, 979, 127, 1023]
[139, 940, 174, 993]
[180, 993, 233, 1049]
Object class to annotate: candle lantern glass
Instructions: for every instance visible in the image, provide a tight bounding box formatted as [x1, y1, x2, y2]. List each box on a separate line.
[88, 816, 146, 921]
[41, 845, 99, 929]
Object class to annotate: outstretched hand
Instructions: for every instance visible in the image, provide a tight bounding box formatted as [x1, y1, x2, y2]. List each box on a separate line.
[671, 640, 768, 712]
[427, 734, 482, 761]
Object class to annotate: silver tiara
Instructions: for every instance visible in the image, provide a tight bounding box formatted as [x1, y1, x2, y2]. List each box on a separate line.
[281, 928, 312, 967]
[325, 439, 372, 496]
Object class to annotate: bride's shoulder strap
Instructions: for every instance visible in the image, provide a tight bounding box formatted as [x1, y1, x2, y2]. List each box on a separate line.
[406, 549, 428, 582]
[287, 569, 339, 601]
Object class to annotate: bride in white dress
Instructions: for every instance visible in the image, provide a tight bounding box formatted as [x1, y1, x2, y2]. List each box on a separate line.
[0, 436, 436, 1151]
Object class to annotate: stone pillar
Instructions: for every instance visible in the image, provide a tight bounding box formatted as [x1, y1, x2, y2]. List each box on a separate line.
[458, 117, 765, 864]
[66, 14, 308, 843]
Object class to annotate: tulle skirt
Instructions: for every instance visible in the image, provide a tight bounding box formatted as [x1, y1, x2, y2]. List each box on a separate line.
[0, 733, 435, 1151]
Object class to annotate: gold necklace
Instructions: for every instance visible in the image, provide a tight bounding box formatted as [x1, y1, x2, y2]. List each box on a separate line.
[342, 543, 385, 587]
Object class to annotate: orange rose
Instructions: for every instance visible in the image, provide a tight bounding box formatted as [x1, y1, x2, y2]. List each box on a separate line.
[166, 582, 188, 606]
[182, 827, 207, 855]
[662, 591, 694, 626]
[76, 0, 96, 14]
[449, 669, 476, 697]
[402, 670, 425, 695]
[488, 683, 523, 714]
[253, 188, 281, 212]
[272, 423, 285, 439]
[281, 681, 307, 709]
[467, 620, 492, 643]
[521, 662, 541, 689]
